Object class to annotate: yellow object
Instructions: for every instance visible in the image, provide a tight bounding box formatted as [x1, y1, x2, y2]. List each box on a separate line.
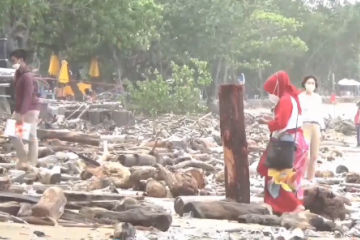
[48, 54, 60, 76]
[58, 60, 69, 83]
[77, 82, 92, 95]
[62, 83, 91, 96]
[64, 85, 74, 96]
[268, 168, 297, 192]
[89, 57, 100, 77]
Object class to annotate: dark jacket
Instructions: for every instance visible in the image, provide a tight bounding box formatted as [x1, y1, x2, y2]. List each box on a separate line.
[14, 67, 40, 114]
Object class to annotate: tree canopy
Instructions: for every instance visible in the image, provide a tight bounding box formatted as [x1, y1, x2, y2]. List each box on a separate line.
[1, 0, 359, 96]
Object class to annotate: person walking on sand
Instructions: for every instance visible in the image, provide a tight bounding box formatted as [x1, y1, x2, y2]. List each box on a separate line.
[257, 71, 309, 214]
[10, 49, 40, 169]
[298, 76, 325, 182]
[354, 102, 360, 147]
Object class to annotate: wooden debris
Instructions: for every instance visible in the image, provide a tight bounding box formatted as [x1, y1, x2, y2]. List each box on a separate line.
[145, 179, 167, 198]
[0, 101, 356, 238]
[119, 154, 158, 167]
[303, 186, 350, 220]
[79, 207, 172, 231]
[114, 222, 136, 239]
[0, 176, 11, 191]
[155, 163, 198, 197]
[238, 210, 343, 232]
[31, 187, 67, 226]
[180, 200, 271, 220]
[174, 196, 225, 215]
[37, 167, 62, 185]
[37, 129, 100, 146]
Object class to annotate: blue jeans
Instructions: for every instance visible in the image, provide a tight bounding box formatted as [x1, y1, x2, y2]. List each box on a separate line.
[357, 126, 360, 145]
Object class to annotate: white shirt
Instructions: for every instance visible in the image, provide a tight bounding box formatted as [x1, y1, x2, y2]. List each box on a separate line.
[273, 96, 303, 138]
[298, 92, 325, 129]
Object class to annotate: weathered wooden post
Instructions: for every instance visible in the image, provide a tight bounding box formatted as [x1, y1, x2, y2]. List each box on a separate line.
[219, 84, 250, 203]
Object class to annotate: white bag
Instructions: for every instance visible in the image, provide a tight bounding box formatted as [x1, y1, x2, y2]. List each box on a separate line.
[4, 119, 32, 140]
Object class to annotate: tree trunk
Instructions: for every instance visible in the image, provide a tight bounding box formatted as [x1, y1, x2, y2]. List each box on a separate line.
[219, 84, 250, 203]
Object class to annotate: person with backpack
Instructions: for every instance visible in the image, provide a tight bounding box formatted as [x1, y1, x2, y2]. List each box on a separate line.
[10, 49, 40, 169]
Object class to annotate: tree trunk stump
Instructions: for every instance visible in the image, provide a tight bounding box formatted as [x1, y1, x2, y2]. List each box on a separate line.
[219, 84, 250, 203]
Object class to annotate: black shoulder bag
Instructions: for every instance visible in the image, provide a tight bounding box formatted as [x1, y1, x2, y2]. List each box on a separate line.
[265, 113, 299, 170]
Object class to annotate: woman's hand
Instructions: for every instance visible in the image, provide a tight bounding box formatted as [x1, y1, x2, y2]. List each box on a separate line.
[263, 115, 273, 121]
[257, 118, 268, 125]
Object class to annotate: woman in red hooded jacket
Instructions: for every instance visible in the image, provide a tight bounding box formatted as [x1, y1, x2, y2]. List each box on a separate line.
[257, 71, 309, 214]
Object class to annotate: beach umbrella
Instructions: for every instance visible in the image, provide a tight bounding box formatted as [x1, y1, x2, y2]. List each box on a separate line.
[48, 54, 60, 76]
[58, 60, 69, 84]
[89, 57, 100, 77]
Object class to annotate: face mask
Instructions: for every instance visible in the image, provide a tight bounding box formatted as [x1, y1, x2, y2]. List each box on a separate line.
[305, 84, 315, 92]
[12, 63, 20, 70]
[268, 78, 279, 104]
[269, 94, 280, 104]
[12, 60, 20, 70]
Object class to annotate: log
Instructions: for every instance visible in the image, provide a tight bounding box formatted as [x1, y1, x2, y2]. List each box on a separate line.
[87, 177, 113, 191]
[79, 207, 172, 231]
[184, 168, 206, 189]
[0, 201, 20, 216]
[62, 191, 144, 202]
[119, 153, 158, 167]
[9, 184, 71, 193]
[17, 202, 33, 216]
[238, 211, 343, 232]
[114, 222, 136, 239]
[174, 196, 225, 215]
[170, 160, 215, 172]
[154, 163, 198, 197]
[31, 187, 67, 225]
[303, 186, 350, 220]
[0, 176, 11, 190]
[130, 166, 157, 187]
[37, 129, 100, 146]
[37, 167, 61, 185]
[65, 200, 138, 210]
[112, 197, 165, 212]
[61, 209, 107, 224]
[145, 179, 167, 198]
[219, 84, 250, 203]
[0, 192, 40, 203]
[38, 147, 54, 158]
[181, 200, 271, 220]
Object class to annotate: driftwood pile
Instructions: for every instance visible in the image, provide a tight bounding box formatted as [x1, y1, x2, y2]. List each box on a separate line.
[0, 111, 358, 239]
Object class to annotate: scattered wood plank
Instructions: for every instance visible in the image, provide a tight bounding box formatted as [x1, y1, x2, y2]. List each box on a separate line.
[37, 129, 100, 146]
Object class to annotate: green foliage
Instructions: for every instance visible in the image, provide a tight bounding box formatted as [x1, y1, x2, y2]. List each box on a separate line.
[2, 0, 360, 96]
[127, 59, 212, 116]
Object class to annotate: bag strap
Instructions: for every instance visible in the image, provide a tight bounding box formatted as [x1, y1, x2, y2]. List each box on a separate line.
[294, 111, 298, 143]
[274, 103, 299, 143]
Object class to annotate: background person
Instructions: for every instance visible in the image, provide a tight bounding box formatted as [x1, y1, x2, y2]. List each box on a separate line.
[354, 102, 360, 147]
[298, 76, 325, 182]
[10, 49, 40, 169]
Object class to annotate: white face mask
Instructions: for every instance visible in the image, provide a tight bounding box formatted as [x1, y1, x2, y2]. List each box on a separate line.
[268, 79, 280, 104]
[269, 94, 280, 104]
[12, 63, 20, 70]
[12, 60, 20, 70]
[305, 84, 315, 92]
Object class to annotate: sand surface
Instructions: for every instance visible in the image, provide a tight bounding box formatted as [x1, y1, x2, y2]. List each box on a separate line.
[0, 219, 336, 240]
